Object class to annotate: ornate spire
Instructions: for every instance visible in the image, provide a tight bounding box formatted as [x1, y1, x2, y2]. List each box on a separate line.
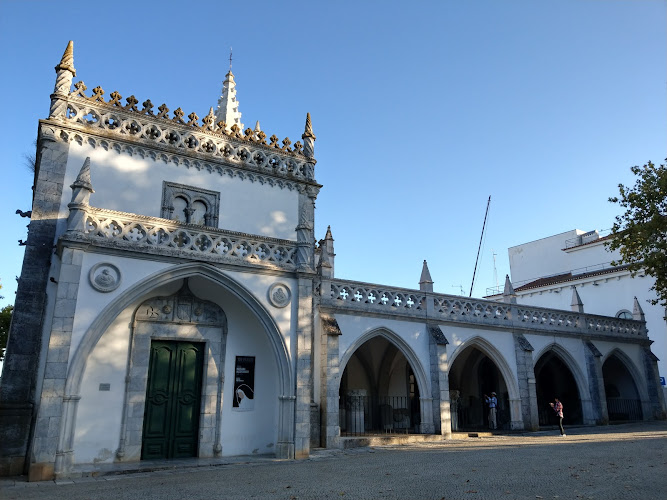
[71, 157, 94, 193]
[68, 157, 94, 232]
[632, 296, 645, 321]
[215, 70, 243, 133]
[317, 226, 335, 278]
[570, 286, 584, 313]
[55, 40, 76, 76]
[419, 260, 434, 292]
[50, 41, 76, 119]
[502, 275, 516, 304]
[302, 113, 316, 159]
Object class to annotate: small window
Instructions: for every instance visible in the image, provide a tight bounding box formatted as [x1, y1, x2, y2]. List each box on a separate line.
[616, 310, 632, 320]
[161, 182, 220, 227]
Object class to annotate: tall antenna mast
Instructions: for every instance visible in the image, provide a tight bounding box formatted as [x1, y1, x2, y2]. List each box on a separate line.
[492, 250, 499, 291]
[469, 196, 491, 297]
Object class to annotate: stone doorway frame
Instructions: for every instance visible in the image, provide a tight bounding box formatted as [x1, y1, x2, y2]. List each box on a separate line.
[117, 280, 227, 462]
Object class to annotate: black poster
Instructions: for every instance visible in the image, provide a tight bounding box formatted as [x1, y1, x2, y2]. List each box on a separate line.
[233, 356, 255, 411]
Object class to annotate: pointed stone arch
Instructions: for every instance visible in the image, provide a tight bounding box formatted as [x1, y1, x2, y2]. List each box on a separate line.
[339, 327, 434, 433]
[57, 262, 294, 475]
[533, 343, 590, 402]
[448, 336, 522, 430]
[448, 336, 520, 402]
[602, 348, 649, 420]
[533, 342, 593, 425]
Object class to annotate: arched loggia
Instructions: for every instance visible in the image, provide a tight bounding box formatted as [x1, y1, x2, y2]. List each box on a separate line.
[338, 328, 432, 435]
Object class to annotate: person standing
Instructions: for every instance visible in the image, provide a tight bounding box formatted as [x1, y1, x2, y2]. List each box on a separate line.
[484, 392, 497, 430]
[549, 398, 565, 436]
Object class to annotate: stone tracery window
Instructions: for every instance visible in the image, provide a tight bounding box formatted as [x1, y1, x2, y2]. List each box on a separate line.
[161, 181, 220, 227]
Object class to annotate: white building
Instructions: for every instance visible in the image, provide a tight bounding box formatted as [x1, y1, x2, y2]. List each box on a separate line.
[0, 42, 664, 481]
[496, 228, 666, 404]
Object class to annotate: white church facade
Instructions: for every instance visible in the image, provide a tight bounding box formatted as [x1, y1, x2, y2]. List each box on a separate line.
[0, 42, 664, 481]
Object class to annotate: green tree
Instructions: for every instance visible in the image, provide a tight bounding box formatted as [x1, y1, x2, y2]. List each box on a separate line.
[607, 160, 667, 311]
[0, 305, 12, 362]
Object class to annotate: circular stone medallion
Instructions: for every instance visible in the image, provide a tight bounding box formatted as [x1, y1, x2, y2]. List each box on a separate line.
[89, 263, 121, 292]
[268, 282, 291, 308]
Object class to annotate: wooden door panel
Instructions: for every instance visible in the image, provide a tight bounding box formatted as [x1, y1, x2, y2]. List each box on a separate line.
[142, 340, 203, 460]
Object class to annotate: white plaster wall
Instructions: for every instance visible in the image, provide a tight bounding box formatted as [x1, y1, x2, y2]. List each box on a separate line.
[509, 230, 583, 284]
[70, 254, 172, 363]
[62, 142, 299, 240]
[334, 316, 431, 396]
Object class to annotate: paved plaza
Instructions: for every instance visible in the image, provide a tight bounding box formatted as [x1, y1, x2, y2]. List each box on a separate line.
[2, 422, 665, 500]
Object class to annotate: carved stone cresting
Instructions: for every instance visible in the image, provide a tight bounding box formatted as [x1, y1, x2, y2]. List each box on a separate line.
[161, 181, 220, 227]
[45, 122, 312, 192]
[268, 283, 292, 308]
[322, 278, 646, 339]
[57, 85, 318, 187]
[62, 205, 297, 270]
[89, 263, 121, 292]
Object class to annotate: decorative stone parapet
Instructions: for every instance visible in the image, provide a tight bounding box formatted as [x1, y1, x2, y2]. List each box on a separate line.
[321, 279, 647, 339]
[61, 206, 297, 270]
[57, 84, 318, 185]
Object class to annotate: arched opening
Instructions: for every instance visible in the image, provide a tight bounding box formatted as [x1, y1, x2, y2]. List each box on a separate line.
[602, 353, 643, 421]
[339, 336, 422, 435]
[59, 262, 295, 474]
[448, 345, 510, 430]
[534, 351, 583, 426]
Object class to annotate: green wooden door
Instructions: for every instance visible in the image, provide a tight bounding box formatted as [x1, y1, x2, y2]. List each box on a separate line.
[142, 340, 203, 460]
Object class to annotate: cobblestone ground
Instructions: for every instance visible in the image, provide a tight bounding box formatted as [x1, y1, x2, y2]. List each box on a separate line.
[2, 422, 665, 500]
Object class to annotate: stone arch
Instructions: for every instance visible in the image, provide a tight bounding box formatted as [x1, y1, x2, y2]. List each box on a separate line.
[58, 262, 294, 474]
[338, 327, 433, 434]
[447, 336, 521, 430]
[339, 328, 430, 399]
[533, 342, 591, 425]
[602, 348, 649, 420]
[448, 336, 520, 402]
[533, 343, 590, 402]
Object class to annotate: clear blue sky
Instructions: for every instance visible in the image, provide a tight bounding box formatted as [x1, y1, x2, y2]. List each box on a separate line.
[0, 0, 665, 308]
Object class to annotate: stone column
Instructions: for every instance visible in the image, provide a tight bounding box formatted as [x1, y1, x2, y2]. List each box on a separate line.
[0, 123, 71, 477]
[276, 395, 296, 459]
[642, 346, 667, 419]
[513, 334, 537, 430]
[31, 247, 84, 481]
[419, 397, 435, 434]
[427, 325, 449, 437]
[584, 340, 608, 424]
[320, 314, 341, 448]
[294, 274, 314, 458]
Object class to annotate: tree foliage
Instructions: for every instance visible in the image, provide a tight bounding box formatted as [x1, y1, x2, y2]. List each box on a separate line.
[607, 160, 667, 310]
[0, 305, 12, 362]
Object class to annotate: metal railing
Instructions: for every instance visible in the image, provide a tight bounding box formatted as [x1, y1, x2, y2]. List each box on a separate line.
[339, 395, 420, 436]
[606, 398, 643, 421]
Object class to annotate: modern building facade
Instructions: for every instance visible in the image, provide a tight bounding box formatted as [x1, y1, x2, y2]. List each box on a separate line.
[0, 42, 664, 481]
